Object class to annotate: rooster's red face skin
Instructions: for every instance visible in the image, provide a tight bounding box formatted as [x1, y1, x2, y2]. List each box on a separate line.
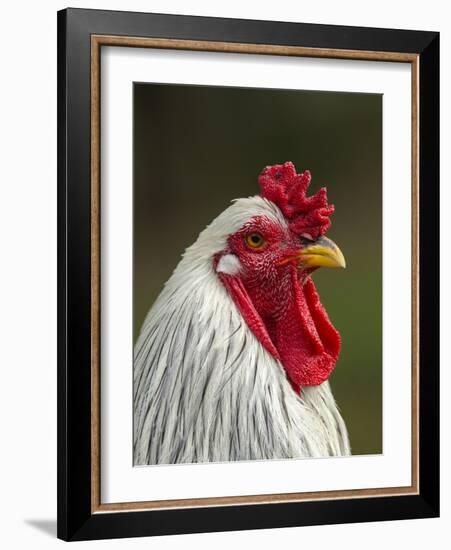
[217, 161, 344, 394]
[219, 216, 340, 393]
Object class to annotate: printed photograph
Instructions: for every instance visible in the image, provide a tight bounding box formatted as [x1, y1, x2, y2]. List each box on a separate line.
[133, 82, 382, 466]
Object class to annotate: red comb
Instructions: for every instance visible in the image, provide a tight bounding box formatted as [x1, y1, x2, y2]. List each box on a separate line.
[258, 161, 334, 239]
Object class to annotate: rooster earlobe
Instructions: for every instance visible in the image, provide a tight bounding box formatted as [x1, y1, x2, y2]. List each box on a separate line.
[216, 254, 242, 276]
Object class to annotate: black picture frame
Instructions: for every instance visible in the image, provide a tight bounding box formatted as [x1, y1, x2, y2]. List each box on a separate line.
[57, 7, 439, 541]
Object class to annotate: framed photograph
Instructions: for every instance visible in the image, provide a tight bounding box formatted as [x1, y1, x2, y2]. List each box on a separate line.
[57, 8, 439, 541]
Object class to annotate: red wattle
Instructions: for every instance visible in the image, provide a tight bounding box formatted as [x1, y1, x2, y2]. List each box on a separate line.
[220, 269, 340, 393]
[219, 274, 280, 361]
[275, 274, 340, 391]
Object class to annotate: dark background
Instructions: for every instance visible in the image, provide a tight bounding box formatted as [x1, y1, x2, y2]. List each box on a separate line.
[133, 82, 382, 456]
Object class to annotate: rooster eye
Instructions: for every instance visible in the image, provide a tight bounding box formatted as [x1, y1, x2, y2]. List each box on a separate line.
[245, 232, 265, 249]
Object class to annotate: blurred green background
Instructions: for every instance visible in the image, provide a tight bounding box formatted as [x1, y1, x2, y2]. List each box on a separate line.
[134, 83, 382, 456]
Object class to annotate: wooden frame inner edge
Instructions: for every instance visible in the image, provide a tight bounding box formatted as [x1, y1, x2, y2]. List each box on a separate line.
[90, 35, 420, 514]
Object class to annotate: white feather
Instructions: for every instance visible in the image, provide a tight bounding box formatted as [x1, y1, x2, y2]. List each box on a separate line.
[134, 196, 350, 465]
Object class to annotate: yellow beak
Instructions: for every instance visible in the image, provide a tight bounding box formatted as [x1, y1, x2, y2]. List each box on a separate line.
[298, 236, 346, 269]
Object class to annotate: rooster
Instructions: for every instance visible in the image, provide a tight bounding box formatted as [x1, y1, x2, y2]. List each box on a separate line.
[134, 161, 350, 465]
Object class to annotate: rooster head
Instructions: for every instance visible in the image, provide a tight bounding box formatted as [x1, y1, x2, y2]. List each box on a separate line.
[215, 162, 345, 393]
